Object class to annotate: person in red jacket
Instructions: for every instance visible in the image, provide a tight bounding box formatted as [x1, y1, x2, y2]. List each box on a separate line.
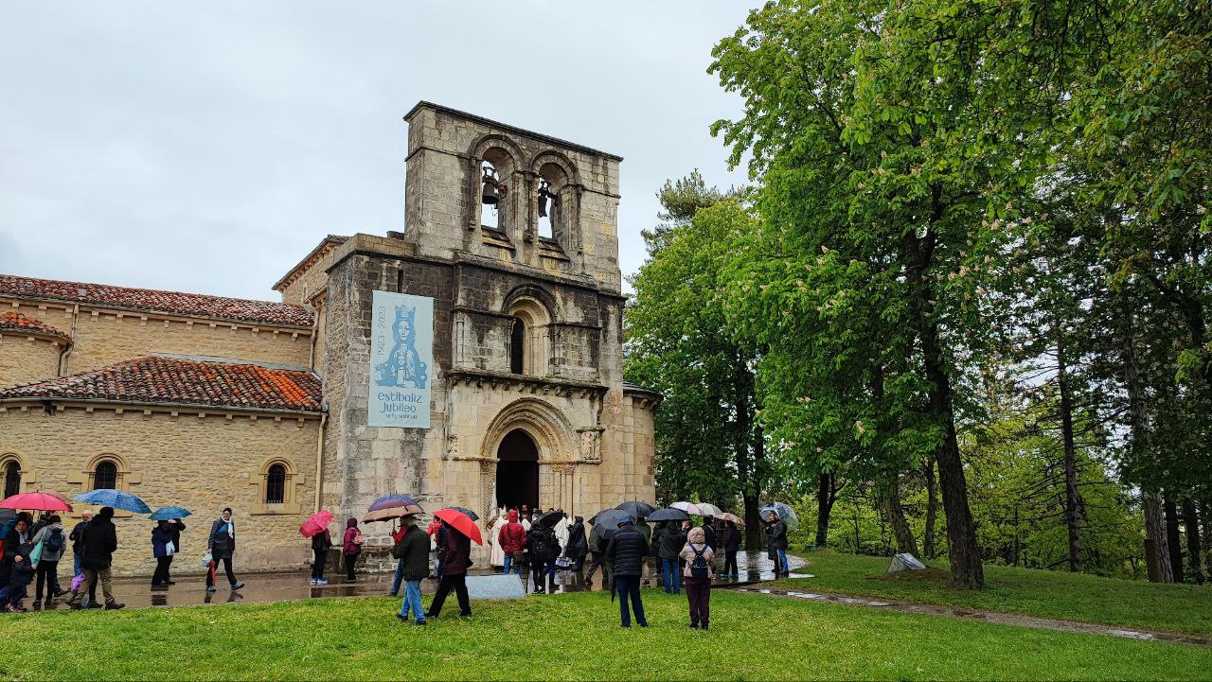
[498, 509, 527, 575]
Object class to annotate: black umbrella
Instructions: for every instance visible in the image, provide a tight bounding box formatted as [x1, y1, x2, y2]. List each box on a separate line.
[443, 506, 480, 522]
[590, 508, 635, 529]
[615, 500, 656, 518]
[535, 510, 564, 529]
[646, 507, 690, 523]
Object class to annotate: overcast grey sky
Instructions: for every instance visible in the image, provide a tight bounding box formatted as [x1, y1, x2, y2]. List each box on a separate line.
[0, 2, 756, 301]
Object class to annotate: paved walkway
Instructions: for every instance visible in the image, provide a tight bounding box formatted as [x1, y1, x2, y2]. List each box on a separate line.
[34, 550, 807, 611]
[732, 586, 1212, 647]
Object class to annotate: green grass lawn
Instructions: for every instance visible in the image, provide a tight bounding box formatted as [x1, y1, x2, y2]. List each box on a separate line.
[772, 551, 1212, 637]
[2, 589, 1210, 681]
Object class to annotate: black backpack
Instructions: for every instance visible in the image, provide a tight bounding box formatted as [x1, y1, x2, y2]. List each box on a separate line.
[44, 528, 65, 554]
[689, 544, 709, 579]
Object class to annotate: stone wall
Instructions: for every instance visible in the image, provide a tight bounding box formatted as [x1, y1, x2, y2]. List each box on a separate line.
[0, 301, 311, 377]
[0, 333, 62, 388]
[0, 403, 320, 577]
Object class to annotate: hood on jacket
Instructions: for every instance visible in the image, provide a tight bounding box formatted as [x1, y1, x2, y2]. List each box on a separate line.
[688, 527, 706, 544]
[508, 510, 518, 522]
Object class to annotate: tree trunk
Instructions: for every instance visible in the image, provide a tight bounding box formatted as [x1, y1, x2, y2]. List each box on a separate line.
[1202, 499, 1212, 580]
[1165, 495, 1184, 583]
[903, 226, 983, 588]
[1056, 330, 1084, 572]
[1182, 498, 1204, 584]
[880, 474, 919, 556]
[1122, 292, 1173, 582]
[923, 459, 938, 559]
[1144, 494, 1174, 583]
[815, 472, 836, 548]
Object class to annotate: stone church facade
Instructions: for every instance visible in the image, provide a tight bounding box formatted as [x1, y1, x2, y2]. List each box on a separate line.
[0, 102, 658, 576]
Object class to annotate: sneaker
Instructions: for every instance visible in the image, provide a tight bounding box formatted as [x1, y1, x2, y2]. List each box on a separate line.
[319, 578, 329, 585]
[230, 582, 245, 590]
[309, 579, 318, 586]
[206, 586, 217, 593]
[104, 602, 125, 610]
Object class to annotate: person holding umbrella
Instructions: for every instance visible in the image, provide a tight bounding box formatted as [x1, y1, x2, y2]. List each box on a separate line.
[562, 515, 588, 570]
[206, 507, 244, 593]
[658, 520, 686, 594]
[391, 514, 428, 625]
[526, 513, 559, 594]
[425, 512, 475, 619]
[763, 510, 789, 576]
[722, 518, 742, 580]
[606, 517, 649, 627]
[30, 514, 66, 608]
[67, 506, 123, 610]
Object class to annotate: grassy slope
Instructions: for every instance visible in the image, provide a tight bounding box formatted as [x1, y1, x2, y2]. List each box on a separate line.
[771, 551, 1212, 636]
[2, 590, 1210, 681]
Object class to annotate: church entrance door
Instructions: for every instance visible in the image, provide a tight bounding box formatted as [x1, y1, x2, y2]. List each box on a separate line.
[496, 429, 539, 511]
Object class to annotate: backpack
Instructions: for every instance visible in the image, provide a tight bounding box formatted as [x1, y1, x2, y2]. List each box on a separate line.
[45, 528, 65, 554]
[689, 544, 709, 579]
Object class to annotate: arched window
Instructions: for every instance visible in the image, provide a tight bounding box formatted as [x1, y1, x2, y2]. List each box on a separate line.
[481, 160, 500, 229]
[93, 460, 117, 490]
[510, 317, 526, 374]
[265, 464, 286, 504]
[3, 460, 20, 498]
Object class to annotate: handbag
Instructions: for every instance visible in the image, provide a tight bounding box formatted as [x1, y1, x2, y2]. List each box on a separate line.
[201, 550, 213, 567]
[165, 540, 176, 556]
[29, 541, 44, 567]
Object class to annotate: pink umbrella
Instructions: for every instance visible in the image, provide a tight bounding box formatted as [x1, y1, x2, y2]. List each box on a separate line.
[0, 491, 72, 512]
[299, 510, 333, 538]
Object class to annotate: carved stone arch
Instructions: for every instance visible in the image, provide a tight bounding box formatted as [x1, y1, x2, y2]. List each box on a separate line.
[0, 452, 31, 496]
[502, 283, 559, 322]
[529, 149, 581, 188]
[469, 133, 525, 173]
[480, 398, 576, 463]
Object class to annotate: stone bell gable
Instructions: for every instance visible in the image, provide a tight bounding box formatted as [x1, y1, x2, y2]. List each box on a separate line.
[318, 104, 654, 559]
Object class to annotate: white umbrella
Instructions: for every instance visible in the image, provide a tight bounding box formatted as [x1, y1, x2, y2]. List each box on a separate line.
[695, 502, 724, 517]
[670, 501, 701, 515]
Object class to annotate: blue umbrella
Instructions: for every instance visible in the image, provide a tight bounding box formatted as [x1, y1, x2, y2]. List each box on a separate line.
[75, 489, 151, 514]
[148, 506, 191, 521]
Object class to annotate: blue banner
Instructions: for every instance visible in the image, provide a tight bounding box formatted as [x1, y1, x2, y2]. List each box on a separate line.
[368, 290, 433, 428]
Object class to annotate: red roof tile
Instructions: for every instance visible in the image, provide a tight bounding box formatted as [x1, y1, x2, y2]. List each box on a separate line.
[0, 355, 323, 413]
[0, 311, 71, 342]
[0, 274, 313, 328]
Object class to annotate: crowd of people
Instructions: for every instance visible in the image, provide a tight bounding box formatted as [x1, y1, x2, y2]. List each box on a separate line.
[1, 501, 792, 631]
[0, 505, 249, 612]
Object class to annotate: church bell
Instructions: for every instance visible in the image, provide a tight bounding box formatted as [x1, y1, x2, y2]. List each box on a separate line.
[537, 180, 552, 218]
[481, 168, 499, 205]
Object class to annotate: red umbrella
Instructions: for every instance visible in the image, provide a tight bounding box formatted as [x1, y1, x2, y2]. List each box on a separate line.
[299, 510, 333, 538]
[434, 508, 483, 545]
[0, 492, 72, 512]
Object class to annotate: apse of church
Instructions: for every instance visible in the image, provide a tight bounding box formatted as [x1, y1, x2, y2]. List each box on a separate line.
[0, 102, 658, 576]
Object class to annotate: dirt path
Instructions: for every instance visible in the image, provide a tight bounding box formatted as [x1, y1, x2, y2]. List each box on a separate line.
[731, 586, 1212, 647]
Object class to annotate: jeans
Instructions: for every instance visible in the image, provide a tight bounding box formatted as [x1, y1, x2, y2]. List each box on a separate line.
[427, 574, 470, 617]
[398, 579, 425, 622]
[389, 559, 404, 595]
[73, 553, 82, 577]
[685, 576, 711, 626]
[206, 557, 238, 587]
[776, 548, 789, 573]
[502, 554, 515, 575]
[614, 575, 647, 627]
[661, 558, 682, 593]
[35, 560, 58, 601]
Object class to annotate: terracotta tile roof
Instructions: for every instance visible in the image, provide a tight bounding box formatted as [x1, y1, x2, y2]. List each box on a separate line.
[0, 355, 323, 413]
[0, 311, 71, 342]
[0, 274, 313, 328]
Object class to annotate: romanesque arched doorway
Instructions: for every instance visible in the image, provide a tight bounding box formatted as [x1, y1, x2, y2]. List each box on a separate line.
[496, 429, 539, 511]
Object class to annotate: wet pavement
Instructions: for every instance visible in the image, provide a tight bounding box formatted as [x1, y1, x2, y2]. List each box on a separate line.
[736, 587, 1212, 648]
[31, 550, 808, 611]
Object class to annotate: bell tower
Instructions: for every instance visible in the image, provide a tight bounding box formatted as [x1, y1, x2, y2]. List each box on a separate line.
[402, 102, 623, 292]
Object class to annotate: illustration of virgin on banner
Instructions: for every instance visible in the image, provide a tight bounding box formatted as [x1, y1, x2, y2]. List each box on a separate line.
[375, 304, 428, 389]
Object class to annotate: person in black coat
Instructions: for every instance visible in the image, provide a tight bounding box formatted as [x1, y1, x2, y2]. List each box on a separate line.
[722, 520, 742, 580]
[392, 519, 430, 625]
[562, 516, 588, 570]
[68, 511, 92, 578]
[702, 516, 717, 552]
[526, 524, 558, 594]
[605, 519, 649, 628]
[67, 506, 123, 610]
[165, 519, 184, 583]
[0, 514, 31, 588]
[206, 507, 244, 592]
[658, 521, 687, 594]
[151, 521, 175, 587]
[764, 511, 789, 576]
[425, 520, 472, 619]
